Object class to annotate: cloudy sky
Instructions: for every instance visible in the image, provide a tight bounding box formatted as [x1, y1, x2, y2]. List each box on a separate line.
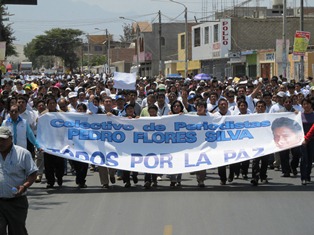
[6, 0, 314, 45]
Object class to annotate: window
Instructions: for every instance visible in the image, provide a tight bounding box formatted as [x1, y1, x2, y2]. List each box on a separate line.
[94, 45, 103, 52]
[214, 24, 219, 42]
[161, 37, 165, 46]
[204, 26, 209, 44]
[180, 35, 185, 49]
[194, 28, 201, 47]
[83, 45, 89, 52]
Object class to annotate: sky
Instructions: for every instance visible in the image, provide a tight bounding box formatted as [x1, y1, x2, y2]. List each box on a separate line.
[6, 0, 314, 45]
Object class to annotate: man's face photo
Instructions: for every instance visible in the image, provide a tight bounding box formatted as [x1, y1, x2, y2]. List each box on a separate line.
[273, 126, 302, 149]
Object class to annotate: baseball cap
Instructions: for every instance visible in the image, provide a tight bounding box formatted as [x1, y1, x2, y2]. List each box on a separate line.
[68, 92, 78, 99]
[188, 94, 196, 100]
[146, 89, 155, 95]
[0, 126, 12, 139]
[228, 87, 235, 93]
[157, 84, 166, 91]
[116, 95, 125, 100]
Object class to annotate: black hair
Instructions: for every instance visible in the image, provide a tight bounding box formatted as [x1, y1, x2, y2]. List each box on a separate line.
[156, 92, 165, 98]
[301, 97, 314, 109]
[148, 104, 158, 112]
[170, 100, 184, 114]
[237, 95, 246, 102]
[209, 91, 219, 98]
[262, 91, 272, 98]
[218, 98, 228, 105]
[46, 96, 57, 105]
[128, 90, 137, 95]
[196, 99, 207, 108]
[76, 103, 87, 112]
[35, 99, 45, 107]
[17, 94, 28, 103]
[237, 100, 248, 107]
[256, 100, 266, 107]
[271, 117, 302, 133]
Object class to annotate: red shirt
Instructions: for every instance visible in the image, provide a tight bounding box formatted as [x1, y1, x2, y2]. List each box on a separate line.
[304, 123, 314, 141]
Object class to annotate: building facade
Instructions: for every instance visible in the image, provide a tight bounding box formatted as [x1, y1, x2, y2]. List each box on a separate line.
[191, 15, 314, 80]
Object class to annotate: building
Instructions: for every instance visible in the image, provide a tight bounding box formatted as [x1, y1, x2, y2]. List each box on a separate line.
[191, 6, 314, 80]
[83, 35, 133, 73]
[133, 22, 196, 77]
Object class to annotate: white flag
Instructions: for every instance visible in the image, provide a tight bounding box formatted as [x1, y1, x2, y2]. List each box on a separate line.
[113, 72, 136, 90]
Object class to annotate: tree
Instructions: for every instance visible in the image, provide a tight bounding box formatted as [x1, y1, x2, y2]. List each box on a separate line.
[119, 23, 134, 43]
[0, 4, 17, 57]
[24, 28, 83, 72]
[82, 54, 107, 67]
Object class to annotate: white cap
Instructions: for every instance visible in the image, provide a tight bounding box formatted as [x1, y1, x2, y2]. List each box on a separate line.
[68, 92, 77, 99]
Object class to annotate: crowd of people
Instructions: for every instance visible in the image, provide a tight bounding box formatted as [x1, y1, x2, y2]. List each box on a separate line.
[1, 73, 314, 192]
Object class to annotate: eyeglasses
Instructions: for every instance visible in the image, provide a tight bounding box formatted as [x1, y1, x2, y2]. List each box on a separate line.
[10, 110, 18, 114]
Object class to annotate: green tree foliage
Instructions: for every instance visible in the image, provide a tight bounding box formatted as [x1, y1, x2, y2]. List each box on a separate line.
[82, 54, 107, 67]
[119, 23, 134, 43]
[24, 28, 83, 71]
[0, 4, 17, 57]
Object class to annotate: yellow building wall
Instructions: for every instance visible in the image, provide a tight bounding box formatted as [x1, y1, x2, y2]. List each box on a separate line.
[177, 32, 201, 74]
[308, 52, 314, 78]
[288, 52, 314, 79]
[176, 61, 201, 74]
[164, 63, 178, 76]
[178, 32, 185, 61]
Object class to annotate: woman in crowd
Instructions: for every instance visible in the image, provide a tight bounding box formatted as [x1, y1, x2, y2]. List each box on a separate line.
[43, 96, 65, 188]
[143, 104, 159, 189]
[122, 104, 139, 187]
[301, 97, 314, 185]
[168, 100, 185, 187]
[72, 103, 90, 188]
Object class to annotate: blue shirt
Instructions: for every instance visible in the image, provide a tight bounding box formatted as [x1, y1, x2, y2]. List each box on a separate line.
[0, 145, 38, 198]
[4, 116, 40, 149]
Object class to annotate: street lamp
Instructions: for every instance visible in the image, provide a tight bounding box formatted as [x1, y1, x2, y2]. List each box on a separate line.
[95, 27, 110, 73]
[170, 0, 188, 78]
[119, 16, 140, 75]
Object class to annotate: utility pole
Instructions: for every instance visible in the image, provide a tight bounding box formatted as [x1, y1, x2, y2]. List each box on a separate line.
[0, 3, 3, 42]
[87, 34, 90, 72]
[282, 0, 287, 78]
[106, 29, 110, 73]
[300, 0, 304, 81]
[119, 16, 140, 76]
[158, 10, 162, 76]
[95, 28, 111, 74]
[170, 0, 188, 78]
[184, 6, 188, 78]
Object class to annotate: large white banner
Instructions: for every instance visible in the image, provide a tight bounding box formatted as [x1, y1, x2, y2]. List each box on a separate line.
[37, 112, 304, 174]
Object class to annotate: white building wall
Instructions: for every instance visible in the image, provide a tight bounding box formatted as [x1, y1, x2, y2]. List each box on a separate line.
[192, 19, 231, 61]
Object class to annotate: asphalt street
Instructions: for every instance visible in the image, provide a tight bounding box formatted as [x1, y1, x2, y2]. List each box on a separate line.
[26, 166, 314, 235]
